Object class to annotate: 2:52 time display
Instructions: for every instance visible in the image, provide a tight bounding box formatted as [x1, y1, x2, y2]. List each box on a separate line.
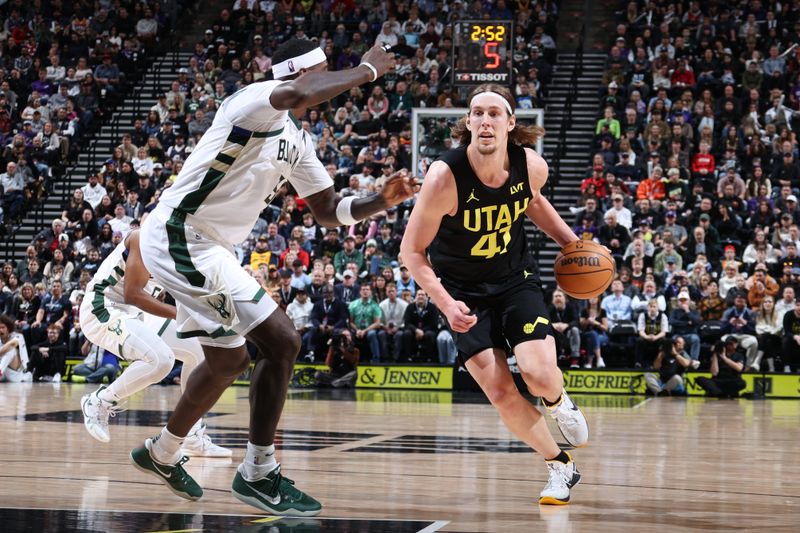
[470, 24, 506, 43]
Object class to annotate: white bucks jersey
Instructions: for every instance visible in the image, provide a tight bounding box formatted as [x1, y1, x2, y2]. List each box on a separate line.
[159, 81, 333, 244]
[85, 241, 162, 323]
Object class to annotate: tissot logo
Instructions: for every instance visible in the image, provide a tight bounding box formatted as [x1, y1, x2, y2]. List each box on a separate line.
[460, 72, 509, 82]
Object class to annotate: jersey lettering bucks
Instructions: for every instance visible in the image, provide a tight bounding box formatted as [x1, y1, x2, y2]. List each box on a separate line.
[277, 138, 300, 167]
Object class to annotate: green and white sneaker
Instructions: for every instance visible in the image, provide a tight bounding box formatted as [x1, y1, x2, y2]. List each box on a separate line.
[231, 464, 322, 516]
[130, 438, 203, 501]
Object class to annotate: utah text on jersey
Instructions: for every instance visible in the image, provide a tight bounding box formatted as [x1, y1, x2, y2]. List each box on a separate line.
[462, 197, 530, 258]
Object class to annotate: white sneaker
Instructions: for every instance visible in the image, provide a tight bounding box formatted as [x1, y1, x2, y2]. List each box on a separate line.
[80, 386, 121, 443]
[690, 360, 701, 370]
[181, 424, 233, 458]
[582, 364, 592, 369]
[539, 453, 581, 505]
[546, 390, 589, 447]
[52, 373, 61, 383]
[784, 365, 792, 373]
[596, 357, 606, 369]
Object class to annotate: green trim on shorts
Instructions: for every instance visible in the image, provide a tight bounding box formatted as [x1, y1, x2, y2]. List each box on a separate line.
[157, 318, 172, 337]
[166, 125, 267, 287]
[166, 209, 206, 288]
[252, 287, 266, 303]
[91, 274, 120, 323]
[175, 326, 238, 339]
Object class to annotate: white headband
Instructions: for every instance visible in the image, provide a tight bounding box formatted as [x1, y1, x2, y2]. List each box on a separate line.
[271, 47, 327, 79]
[470, 91, 513, 115]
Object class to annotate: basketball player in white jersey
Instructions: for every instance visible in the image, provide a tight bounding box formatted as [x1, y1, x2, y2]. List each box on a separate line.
[79, 230, 230, 461]
[0, 315, 32, 382]
[400, 85, 588, 505]
[132, 39, 414, 515]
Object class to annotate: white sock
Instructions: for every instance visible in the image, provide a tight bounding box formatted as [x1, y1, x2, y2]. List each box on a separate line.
[243, 442, 277, 481]
[96, 387, 121, 404]
[188, 419, 204, 436]
[150, 427, 185, 464]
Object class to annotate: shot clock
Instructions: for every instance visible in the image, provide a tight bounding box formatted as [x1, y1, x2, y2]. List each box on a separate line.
[452, 20, 513, 86]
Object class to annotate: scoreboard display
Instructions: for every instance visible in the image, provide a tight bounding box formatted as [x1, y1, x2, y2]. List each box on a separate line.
[452, 20, 513, 86]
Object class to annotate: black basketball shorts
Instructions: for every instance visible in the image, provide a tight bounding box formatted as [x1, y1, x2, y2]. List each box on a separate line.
[440, 273, 553, 361]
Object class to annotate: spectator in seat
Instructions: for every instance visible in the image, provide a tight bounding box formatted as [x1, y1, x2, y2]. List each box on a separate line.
[696, 339, 746, 398]
[756, 295, 783, 373]
[780, 297, 800, 373]
[635, 299, 669, 369]
[691, 141, 716, 189]
[598, 211, 631, 261]
[699, 281, 726, 322]
[548, 289, 580, 368]
[0, 161, 25, 220]
[94, 54, 121, 96]
[579, 295, 607, 368]
[264, 223, 286, 255]
[745, 263, 780, 310]
[286, 288, 314, 361]
[645, 338, 691, 396]
[654, 240, 683, 276]
[721, 293, 760, 371]
[30, 279, 71, 345]
[379, 281, 408, 360]
[776, 286, 796, 319]
[75, 340, 121, 383]
[605, 193, 633, 230]
[335, 270, 360, 307]
[631, 280, 666, 319]
[601, 279, 632, 330]
[395, 264, 417, 296]
[348, 284, 385, 363]
[669, 290, 702, 363]
[595, 106, 621, 139]
[400, 289, 439, 363]
[29, 323, 68, 382]
[308, 284, 349, 361]
[334, 235, 364, 274]
[275, 269, 297, 310]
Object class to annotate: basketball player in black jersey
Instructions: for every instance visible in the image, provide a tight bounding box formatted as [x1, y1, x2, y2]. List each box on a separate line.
[400, 84, 588, 505]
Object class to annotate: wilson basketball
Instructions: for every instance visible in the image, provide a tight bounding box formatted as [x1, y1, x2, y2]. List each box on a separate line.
[554, 240, 616, 299]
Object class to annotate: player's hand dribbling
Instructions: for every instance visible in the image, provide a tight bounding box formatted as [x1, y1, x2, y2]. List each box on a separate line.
[361, 43, 396, 79]
[381, 168, 419, 207]
[445, 300, 477, 333]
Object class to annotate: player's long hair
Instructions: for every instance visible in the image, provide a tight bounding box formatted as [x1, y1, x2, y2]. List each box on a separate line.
[451, 84, 544, 147]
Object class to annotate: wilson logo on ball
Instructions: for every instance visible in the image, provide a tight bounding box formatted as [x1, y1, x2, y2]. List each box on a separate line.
[559, 256, 601, 268]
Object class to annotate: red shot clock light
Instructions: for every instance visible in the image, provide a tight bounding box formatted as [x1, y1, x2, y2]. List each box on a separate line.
[452, 21, 513, 85]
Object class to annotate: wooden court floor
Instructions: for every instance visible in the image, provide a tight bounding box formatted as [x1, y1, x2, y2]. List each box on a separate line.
[0, 383, 798, 532]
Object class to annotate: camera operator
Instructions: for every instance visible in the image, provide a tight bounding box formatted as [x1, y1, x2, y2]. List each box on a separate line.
[315, 329, 360, 388]
[695, 338, 746, 398]
[645, 338, 691, 396]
